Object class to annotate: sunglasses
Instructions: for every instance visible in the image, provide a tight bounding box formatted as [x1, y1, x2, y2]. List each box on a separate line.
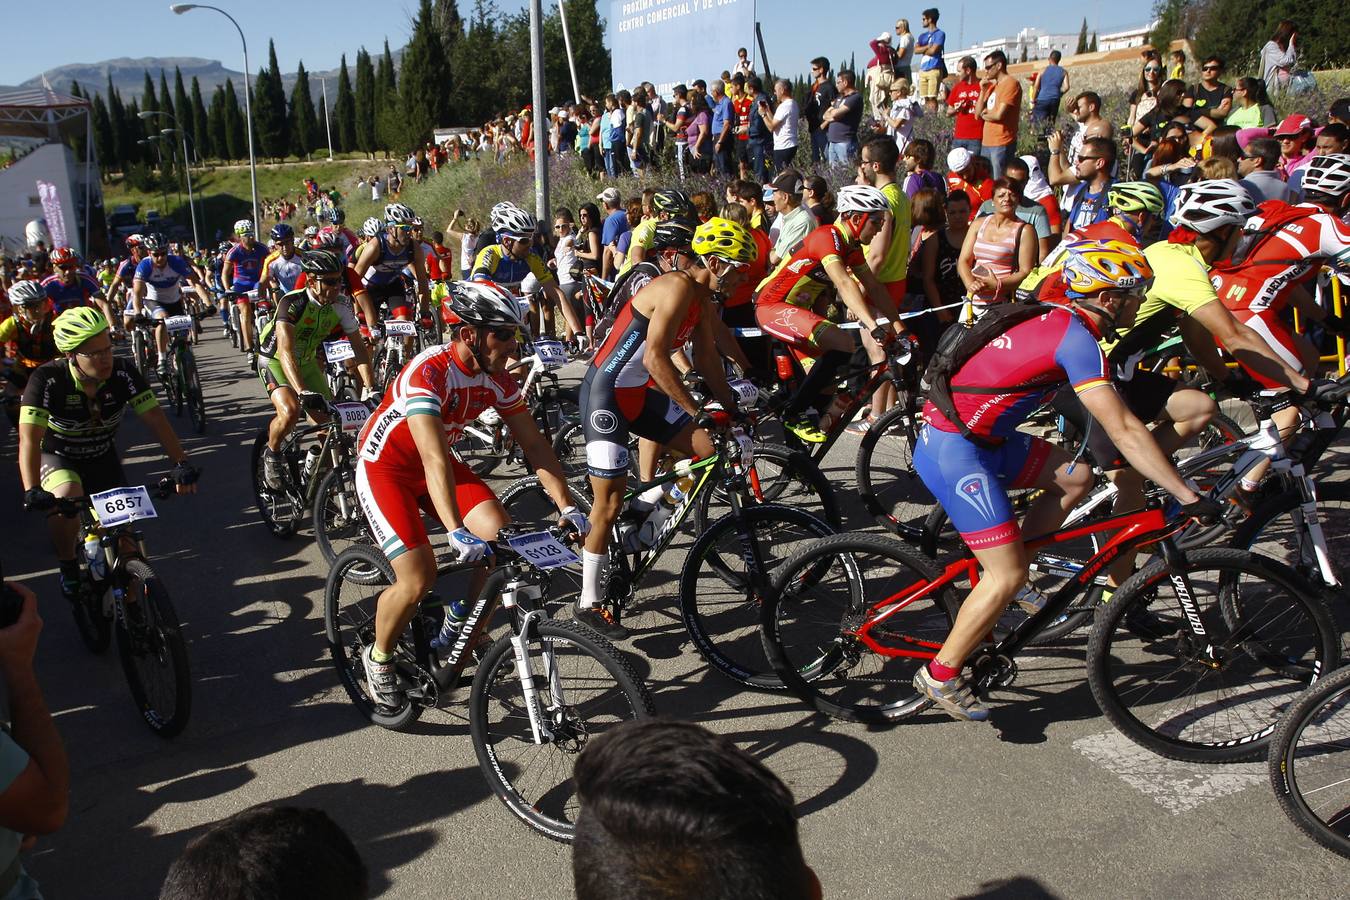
[1144, 67, 1162, 73]
[16, 299, 46, 309]
[317, 276, 342, 286]
[1203, 65, 1221, 71]
[1077, 155, 1104, 162]
[486, 326, 519, 341]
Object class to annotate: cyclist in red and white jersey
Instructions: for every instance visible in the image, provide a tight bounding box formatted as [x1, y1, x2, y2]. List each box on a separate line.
[1210, 153, 1350, 384]
[355, 281, 585, 714]
[752, 184, 910, 441]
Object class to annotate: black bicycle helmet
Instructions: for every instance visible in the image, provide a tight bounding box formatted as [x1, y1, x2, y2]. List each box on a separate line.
[299, 249, 343, 275]
[652, 216, 697, 251]
[652, 188, 694, 217]
[141, 232, 167, 253]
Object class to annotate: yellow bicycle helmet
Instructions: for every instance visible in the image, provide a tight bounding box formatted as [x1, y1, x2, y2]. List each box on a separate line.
[1060, 239, 1152, 297]
[52, 306, 110, 352]
[691, 217, 758, 265]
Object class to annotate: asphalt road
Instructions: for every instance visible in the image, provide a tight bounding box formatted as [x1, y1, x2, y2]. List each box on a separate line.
[2, 326, 1345, 899]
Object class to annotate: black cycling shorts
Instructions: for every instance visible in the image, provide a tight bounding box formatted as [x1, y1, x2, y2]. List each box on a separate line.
[1052, 370, 1180, 470]
[579, 370, 692, 478]
[39, 450, 126, 495]
[367, 279, 412, 318]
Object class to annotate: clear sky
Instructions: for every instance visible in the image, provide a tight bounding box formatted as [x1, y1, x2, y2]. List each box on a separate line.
[4, 0, 1154, 87]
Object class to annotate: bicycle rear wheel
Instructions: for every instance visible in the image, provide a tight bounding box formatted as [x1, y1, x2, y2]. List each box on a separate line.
[313, 466, 379, 578]
[695, 443, 841, 532]
[323, 545, 424, 731]
[1268, 664, 1350, 860]
[182, 348, 207, 433]
[761, 533, 960, 724]
[855, 402, 934, 539]
[251, 432, 300, 538]
[118, 559, 192, 737]
[680, 504, 834, 689]
[469, 618, 655, 843]
[1087, 547, 1340, 763]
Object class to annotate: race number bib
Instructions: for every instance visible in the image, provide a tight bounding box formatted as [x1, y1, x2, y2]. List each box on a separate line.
[384, 320, 417, 337]
[164, 315, 194, 334]
[332, 401, 372, 432]
[506, 531, 580, 569]
[728, 378, 759, 409]
[90, 486, 158, 526]
[534, 340, 567, 368]
[324, 340, 356, 363]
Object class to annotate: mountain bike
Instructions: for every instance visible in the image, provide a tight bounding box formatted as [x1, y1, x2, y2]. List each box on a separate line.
[152, 313, 207, 433]
[760, 500, 1340, 762]
[324, 523, 654, 842]
[251, 397, 371, 546]
[1268, 663, 1350, 860]
[501, 423, 837, 688]
[52, 478, 193, 737]
[129, 315, 157, 377]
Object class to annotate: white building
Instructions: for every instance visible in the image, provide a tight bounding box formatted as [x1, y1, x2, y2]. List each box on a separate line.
[943, 27, 1078, 69]
[1099, 22, 1156, 52]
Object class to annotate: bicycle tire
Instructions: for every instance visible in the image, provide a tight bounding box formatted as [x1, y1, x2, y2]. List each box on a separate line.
[250, 432, 299, 538]
[761, 532, 961, 724]
[71, 568, 113, 653]
[182, 348, 207, 433]
[1086, 547, 1340, 763]
[1268, 663, 1350, 860]
[855, 402, 935, 537]
[550, 421, 589, 478]
[117, 558, 192, 738]
[694, 443, 842, 533]
[679, 504, 835, 689]
[469, 617, 655, 843]
[313, 466, 381, 579]
[323, 545, 424, 730]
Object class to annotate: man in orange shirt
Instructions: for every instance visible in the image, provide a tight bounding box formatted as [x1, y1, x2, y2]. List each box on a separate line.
[977, 50, 1022, 180]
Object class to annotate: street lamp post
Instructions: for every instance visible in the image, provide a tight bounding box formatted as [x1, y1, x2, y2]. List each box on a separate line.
[170, 3, 260, 230]
[320, 76, 334, 161]
[139, 110, 202, 251]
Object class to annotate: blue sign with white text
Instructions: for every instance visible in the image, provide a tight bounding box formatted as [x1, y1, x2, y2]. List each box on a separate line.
[609, 0, 756, 98]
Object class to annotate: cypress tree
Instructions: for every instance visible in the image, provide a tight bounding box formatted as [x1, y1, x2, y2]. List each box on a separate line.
[107, 76, 128, 170]
[401, 0, 454, 147]
[1076, 18, 1089, 55]
[334, 55, 357, 153]
[208, 85, 227, 161]
[1089, 32, 1098, 53]
[92, 93, 115, 172]
[375, 40, 400, 153]
[159, 70, 176, 123]
[290, 61, 320, 157]
[354, 49, 377, 158]
[173, 68, 191, 133]
[432, 0, 463, 59]
[222, 78, 245, 161]
[190, 76, 211, 159]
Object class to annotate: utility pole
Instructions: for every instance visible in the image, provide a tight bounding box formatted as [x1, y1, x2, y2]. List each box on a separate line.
[321, 75, 334, 161]
[528, 0, 548, 220]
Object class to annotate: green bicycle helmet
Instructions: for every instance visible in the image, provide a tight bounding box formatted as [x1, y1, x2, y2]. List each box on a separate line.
[1107, 181, 1165, 216]
[53, 306, 110, 352]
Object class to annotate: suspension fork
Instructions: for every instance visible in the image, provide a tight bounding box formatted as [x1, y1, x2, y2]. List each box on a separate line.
[1289, 465, 1340, 588]
[510, 606, 556, 744]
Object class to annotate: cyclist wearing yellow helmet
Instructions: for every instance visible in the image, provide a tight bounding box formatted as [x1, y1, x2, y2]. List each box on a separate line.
[574, 217, 756, 639]
[18, 307, 199, 603]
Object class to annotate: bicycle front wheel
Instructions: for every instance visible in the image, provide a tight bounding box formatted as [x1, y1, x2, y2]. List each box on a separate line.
[1087, 547, 1340, 763]
[1269, 664, 1350, 860]
[680, 504, 834, 689]
[469, 618, 655, 843]
[182, 349, 207, 433]
[694, 443, 841, 532]
[118, 559, 193, 737]
[761, 533, 960, 724]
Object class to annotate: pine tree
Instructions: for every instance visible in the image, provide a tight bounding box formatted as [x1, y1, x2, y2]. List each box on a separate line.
[1089, 32, 1098, 53]
[190, 76, 211, 160]
[159, 71, 175, 123]
[432, 0, 463, 59]
[1076, 18, 1089, 55]
[354, 49, 377, 158]
[92, 93, 115, 173]
[290, 61, 320, 158]
[334, 55, 357, 153]
[208, 85, 227, 161]
[223, 78, 245, 161]
[401, 0, 454, 148]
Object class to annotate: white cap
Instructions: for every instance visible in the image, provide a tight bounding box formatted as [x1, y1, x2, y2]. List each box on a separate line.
[879, 31, 892, 43]
[947, 147, 973, 173]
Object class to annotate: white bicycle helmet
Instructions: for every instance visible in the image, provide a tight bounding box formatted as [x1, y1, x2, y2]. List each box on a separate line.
[384, 203, 417, 225]
[1300, 153, 1350, 200]
[835, 184, 890, 215]
[494, 206, 538, 239]
[7, 280, 46, 305]
[1169, 179, 1256, 233]
[446, 281, 526, 329]
[489, 201, 520, 224]
[233, 218, 255, 236]
[361, 216, 384, 238]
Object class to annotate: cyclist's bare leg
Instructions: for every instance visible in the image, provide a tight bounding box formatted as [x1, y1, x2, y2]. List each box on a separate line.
[637, 438, 662, 482]
[859, 326, 894, 419]
[239, 301, 256, 352]
[267, 387, 300, 452]
[46, 476, 84, 563]
[935, 447, 1092, 669]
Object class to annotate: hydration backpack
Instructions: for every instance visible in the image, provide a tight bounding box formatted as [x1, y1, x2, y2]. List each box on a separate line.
[921, 301, 1059, 448]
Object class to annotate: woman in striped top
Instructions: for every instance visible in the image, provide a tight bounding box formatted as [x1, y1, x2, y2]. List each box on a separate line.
[957, 178, 1038, 302]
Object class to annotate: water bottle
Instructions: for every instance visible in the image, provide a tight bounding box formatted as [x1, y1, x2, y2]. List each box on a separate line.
[301, 446, 323, 484]
[83, 534, 107, 581]
[637, 486, 685, 548]
[430, 598, 469, 651]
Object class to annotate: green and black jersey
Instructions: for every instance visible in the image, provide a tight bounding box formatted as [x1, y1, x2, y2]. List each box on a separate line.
[257, 288, 360, 361]
[19, 357, 158, 459]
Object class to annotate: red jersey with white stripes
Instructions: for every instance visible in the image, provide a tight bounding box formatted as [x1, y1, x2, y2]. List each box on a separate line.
[754, 222, 866, 309]
[357, 343, 525, 468]
[1212, 202, 1350, 315]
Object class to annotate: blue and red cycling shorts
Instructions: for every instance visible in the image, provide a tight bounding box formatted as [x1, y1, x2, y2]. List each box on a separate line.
[911, 425, 1054, 551]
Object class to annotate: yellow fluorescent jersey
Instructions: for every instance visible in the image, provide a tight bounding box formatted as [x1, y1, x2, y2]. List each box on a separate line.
[1102, 240, 1219, 369]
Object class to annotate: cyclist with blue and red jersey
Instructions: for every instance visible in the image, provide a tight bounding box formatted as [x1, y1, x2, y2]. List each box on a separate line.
[223, 219, 269, 356]
[40, 247, 113, 325]
[910, 240, 1217, 722]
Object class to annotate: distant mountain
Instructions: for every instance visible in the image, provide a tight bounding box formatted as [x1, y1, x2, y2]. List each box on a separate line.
[18, 52, 402, 106]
